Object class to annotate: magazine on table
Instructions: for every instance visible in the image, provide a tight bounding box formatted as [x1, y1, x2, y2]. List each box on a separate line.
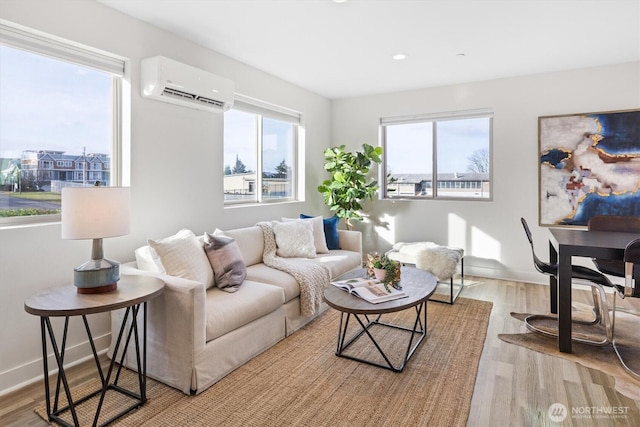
[331, 277, 408, 304]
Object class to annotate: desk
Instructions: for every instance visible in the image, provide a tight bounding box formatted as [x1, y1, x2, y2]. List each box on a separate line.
[548, 228, 637, 353]
[24, 275, 164, 427]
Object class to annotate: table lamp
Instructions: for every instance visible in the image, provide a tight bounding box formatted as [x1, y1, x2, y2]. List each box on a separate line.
[61, 185, 131, 293]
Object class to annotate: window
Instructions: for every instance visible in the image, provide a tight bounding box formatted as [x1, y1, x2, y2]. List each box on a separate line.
[0, 22, 125, 225]
[381, 109, 492, 200]
[223, 96, 300, 204]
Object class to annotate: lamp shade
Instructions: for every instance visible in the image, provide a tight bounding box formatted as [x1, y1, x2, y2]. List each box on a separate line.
[61, 186, 131, 240]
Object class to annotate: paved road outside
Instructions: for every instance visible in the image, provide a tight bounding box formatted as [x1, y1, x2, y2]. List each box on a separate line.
[0, 193, 61, 210]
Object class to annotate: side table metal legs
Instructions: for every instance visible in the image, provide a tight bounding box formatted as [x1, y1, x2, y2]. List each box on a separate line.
[394, 258, 464, 304]
[430, 257, 464, 305]
[39, 302, 148, 427]
[334, 302, 427, 372]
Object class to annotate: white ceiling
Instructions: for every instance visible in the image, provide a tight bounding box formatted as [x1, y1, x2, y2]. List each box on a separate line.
[98, 0, 640, 99]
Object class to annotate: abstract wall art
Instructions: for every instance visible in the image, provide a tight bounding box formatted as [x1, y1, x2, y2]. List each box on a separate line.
[538, 109, 640, 227]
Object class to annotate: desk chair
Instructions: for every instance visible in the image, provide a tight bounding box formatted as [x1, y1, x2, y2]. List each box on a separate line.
[613, 239, 640, 378]
[520, 217, 615, 345]
[588, 215, 640, 277]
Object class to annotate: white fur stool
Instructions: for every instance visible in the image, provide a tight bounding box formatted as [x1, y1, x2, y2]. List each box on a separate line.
[386, 242, 464, 304]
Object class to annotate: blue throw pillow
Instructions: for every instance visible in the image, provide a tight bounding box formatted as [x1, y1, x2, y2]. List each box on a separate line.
[300, 214, 341, 250]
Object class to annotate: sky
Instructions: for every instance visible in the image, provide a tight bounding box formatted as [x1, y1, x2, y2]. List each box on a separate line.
[386, 118, 490, 175]
[223, 109, 294, 173]
[0, 45, 112, 160]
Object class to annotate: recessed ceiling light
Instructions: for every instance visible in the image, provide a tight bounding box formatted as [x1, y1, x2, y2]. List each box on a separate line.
[392, 53, 407, 61]
[333, 0, 348, 3]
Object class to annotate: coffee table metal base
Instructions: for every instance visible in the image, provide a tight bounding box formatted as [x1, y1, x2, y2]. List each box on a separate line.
[334, 302, 427, 372]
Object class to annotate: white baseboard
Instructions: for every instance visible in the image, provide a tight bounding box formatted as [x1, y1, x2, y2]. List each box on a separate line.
[463, 265, 546, 285]
[0, 333, 111, 397]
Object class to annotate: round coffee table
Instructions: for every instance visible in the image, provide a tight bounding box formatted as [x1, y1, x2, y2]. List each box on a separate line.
[323, 266, 437, 372]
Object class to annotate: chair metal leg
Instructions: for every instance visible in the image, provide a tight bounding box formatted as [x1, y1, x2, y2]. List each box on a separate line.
[524, 283, 613, 346]
[611, 294, 640, 379]
[612, 343, 640, 379]
[588, 286, 602, 325]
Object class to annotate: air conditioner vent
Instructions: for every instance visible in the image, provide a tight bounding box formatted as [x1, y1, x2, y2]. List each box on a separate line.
[195, 96, 225, 108]
[161, 87, 225, 108]
[162, 87, 196, 100]
[142, 56, 234, 112]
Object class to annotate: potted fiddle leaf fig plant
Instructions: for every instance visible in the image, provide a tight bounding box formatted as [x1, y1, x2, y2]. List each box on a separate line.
[317, 143, 382, 230]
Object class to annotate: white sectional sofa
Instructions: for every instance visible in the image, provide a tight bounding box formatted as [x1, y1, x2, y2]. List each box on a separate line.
[108, 221, 362, 395]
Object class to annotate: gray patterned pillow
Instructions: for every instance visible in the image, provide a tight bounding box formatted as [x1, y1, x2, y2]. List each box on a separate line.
[204, 231, 247, 292]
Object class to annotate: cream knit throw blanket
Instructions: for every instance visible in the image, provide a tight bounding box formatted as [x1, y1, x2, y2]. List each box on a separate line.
[257, 221, 331, 316]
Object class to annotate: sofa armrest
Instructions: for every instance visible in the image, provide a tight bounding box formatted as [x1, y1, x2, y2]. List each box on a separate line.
[337, 229, 362, 254]
[112, 262, 207, 393]
[120, 262, 207, 351]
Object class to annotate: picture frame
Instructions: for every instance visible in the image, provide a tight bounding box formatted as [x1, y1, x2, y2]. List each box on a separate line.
[538, 108, 640, 227]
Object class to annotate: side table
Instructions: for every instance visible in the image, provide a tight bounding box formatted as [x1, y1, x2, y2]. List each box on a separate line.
[24, 275, 164, 427]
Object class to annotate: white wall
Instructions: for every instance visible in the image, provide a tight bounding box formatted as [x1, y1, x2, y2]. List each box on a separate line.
[332, 61, 640, 282]
[2, 0, 638, 397]
[0, 0, 331, 395]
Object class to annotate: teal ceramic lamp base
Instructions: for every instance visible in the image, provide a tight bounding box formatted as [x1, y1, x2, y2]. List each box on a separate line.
[74, 258, 120, 294]
[73, 238, 120, 294]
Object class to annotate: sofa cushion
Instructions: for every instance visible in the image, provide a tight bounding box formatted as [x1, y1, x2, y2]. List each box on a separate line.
[272, 220, 316, 258]
[204, 232, 247, 293]
[223, 226, 264, 267]
[245, 263, 301, 303]
[314, 250, 363, 279]
[149, 229, 214, 289]
[245, 250, 362, 303]
[204, 280, 284, 342]
[282, 216, 329, 254]
[301, 214, 341, 250]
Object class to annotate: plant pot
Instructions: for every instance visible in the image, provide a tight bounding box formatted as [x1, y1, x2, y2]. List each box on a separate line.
[373, 268, 387, 281]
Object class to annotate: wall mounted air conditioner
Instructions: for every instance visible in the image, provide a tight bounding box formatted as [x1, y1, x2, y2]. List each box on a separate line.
[141, 56, 234, 113]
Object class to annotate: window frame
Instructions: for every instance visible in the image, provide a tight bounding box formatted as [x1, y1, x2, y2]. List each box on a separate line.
[223, 95, 302, 206]
[380, 109, 493, 201]
[0, 20, 126, 227]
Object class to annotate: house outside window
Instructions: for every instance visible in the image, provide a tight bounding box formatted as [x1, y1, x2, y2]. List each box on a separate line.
[381, 109, 493, 200]
[223, 95, 301, 205]
[0, 21, 125, 225]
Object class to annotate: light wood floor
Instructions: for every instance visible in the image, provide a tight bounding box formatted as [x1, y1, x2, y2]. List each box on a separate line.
[1, 277, 638, 426]
[464, 278, 640, 427]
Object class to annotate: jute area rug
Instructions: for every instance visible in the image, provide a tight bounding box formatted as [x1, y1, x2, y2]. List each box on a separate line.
[499, 303, 640, 400]
[36, 297, 492, 427]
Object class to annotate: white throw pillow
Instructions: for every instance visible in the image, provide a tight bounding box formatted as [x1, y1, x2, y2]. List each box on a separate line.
[272, 220, 316, 258]
[281, 216, 329, 254]
[148, 229, 214, 288]
[134, 245, 166, 274]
